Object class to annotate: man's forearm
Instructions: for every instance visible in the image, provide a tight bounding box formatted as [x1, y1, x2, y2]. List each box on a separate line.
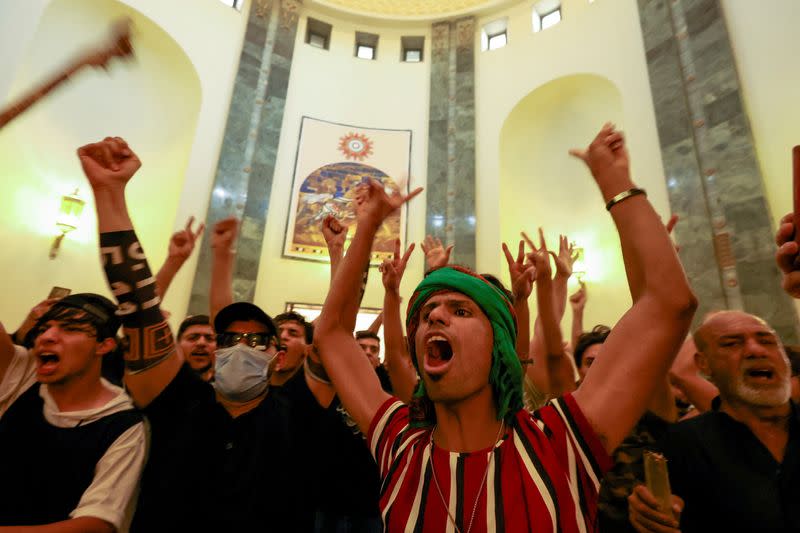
[513, 298, 530, 359]
[155, 255, 184, 299]
[92, 186, 133, 233]
[553, 275, 569, 321]
[328, 246, 342, 285]
[318, 222, 377, 333]
[570, 307, 584, 350]
[383, 289, 416, 403]
[209, 250, 234, 322]
[100, 230, 172, 373]
[599, 173, 689, 306]
[536, 276, 562, 357]
[0, 321, 15, 385]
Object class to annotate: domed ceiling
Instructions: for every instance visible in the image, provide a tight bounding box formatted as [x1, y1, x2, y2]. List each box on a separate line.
[311, 0, 512, 20]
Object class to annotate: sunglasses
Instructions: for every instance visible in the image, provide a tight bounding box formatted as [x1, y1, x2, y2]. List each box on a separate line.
[216, 332, 276, 351]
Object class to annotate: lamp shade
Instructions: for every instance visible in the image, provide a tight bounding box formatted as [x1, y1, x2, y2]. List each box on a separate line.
[56, 189, 85, 234]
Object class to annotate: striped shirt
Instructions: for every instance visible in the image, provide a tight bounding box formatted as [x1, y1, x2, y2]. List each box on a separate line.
[368, 394, 612, 532]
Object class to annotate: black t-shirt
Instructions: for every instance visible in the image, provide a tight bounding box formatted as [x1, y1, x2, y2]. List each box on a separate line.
[272, 369, 381, 519]
[662, 400, 800, 533]
[132, 364, 301, 532]
[375, 364, 393, 394]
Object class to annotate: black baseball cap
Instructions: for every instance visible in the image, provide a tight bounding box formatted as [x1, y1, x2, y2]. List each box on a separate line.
[213, 302, 276, 336]
[28, 293, 120, 345]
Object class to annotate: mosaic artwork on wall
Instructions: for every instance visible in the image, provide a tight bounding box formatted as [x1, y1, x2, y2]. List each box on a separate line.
[283, 117, 412, 264]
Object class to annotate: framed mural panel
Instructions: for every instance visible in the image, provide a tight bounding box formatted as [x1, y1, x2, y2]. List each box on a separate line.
[283, 116, 412, 265]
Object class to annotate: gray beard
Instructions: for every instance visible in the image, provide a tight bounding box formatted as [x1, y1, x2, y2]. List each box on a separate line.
[733, 377, 791, 407]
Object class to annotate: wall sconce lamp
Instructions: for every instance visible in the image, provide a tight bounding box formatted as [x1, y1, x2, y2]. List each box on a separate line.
[571, 242, 586, 282]
[49, 188, 86, 259]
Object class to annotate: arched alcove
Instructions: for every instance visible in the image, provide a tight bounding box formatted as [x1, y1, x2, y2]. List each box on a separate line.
[499, 73, 630, 327]
[0, 0, 201, 325]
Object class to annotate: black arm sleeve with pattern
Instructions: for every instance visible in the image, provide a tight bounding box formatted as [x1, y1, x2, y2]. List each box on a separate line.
[100, 230, 175, 373]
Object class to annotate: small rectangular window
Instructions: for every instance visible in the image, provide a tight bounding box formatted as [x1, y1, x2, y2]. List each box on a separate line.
[401, 36, 425, 63]
[404, 49, 422, 62]
[541, 8, 561, 30]
[355, 31, 379, 60]
[481, 18, 508, 51]
[218, 0, 243, 10]
[357, 45, 375, 59]
[308, 32, 326, 49]
[488, 32, 507, 50]
[306, 17, 332, 50]
[533, 1, 562, 32]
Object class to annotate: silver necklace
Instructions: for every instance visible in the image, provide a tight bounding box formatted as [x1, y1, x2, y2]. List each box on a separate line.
[429, 421, 505, 533]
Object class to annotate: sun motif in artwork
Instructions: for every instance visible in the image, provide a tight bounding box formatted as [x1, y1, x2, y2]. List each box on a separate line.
[338, 133, 374, 161]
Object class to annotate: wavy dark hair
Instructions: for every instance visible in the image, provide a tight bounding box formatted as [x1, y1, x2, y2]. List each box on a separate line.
[574, 324, 611, 367]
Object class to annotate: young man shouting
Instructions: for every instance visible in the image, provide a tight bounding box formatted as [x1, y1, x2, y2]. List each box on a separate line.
[313, 124, 697, 531]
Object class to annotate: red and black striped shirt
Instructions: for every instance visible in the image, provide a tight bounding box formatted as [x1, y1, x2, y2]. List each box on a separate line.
[368, 394, 612, 532]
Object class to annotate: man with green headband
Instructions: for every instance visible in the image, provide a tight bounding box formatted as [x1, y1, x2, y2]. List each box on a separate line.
[314, 124, 697, 531]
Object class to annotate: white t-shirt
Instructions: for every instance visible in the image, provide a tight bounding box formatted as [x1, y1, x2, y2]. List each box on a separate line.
[0, 345, 147, 532]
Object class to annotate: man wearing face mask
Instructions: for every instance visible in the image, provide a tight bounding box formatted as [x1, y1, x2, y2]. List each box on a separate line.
[75, 137, 315, 532]
[212, 302, 278, 407]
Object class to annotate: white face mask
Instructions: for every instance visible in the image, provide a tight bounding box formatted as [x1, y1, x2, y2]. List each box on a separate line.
[213, 344, 275, 402]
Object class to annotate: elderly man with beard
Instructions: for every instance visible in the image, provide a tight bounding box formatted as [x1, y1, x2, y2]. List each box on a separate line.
[628, 310, 800, 533]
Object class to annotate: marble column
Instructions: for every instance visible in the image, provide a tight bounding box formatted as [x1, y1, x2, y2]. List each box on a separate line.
[637, 0, 799, 341]
[188, 0, 301, 314]
[426, 17, 477, 270]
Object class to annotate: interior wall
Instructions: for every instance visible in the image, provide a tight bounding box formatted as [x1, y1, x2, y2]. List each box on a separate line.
[0, 0, 202, 328]
[253, 8, 432, 316]
[477, 0, 668, 332]
[3, 0, 795, 334]
[723, 0, 800, 229]
[0, 0, 246, 331]
[722, 0, 800, 320]
[500, 74, 628, 328]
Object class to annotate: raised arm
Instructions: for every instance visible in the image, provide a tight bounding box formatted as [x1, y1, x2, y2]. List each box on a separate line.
[155, 216, 204, 299]
[0, 321, 16, 386]
[78, 137, 182, 407]
[366, 311, 384, 334]
[208, 217, 238, 323]
[320, 214, 366, 333]
[9, 297, 59, 348]
[533, 235, 576, 397]
[314, 180, 422, 434]
[502, 240, 536, 361]
[322, 214, 346, 283]
[421, 235, 453, 272]
[570, 124, 697, 452]
[551, 235, 576, 321]
[379, 239, 418, 404]
[569, 282, 586, 349]
[521, 231, 576, 398]
[668, 336, 718, 414]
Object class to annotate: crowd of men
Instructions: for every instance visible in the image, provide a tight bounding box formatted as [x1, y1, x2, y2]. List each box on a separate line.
[0, 125, 798, 532]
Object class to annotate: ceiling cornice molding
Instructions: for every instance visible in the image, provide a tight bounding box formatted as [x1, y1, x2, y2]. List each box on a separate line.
[307, 0, 520, 22]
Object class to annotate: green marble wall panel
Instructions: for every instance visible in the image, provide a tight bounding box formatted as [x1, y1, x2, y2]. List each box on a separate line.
[426, 17, 476, 270]
[189, 0, 301, 314]
[637, 0, 798, 341]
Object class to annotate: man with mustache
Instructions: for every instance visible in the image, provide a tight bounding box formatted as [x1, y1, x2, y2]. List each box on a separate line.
[628, 310, 799, 532]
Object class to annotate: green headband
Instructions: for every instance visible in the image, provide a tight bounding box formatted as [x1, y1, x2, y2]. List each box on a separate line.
[406, 267, 523, 427]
